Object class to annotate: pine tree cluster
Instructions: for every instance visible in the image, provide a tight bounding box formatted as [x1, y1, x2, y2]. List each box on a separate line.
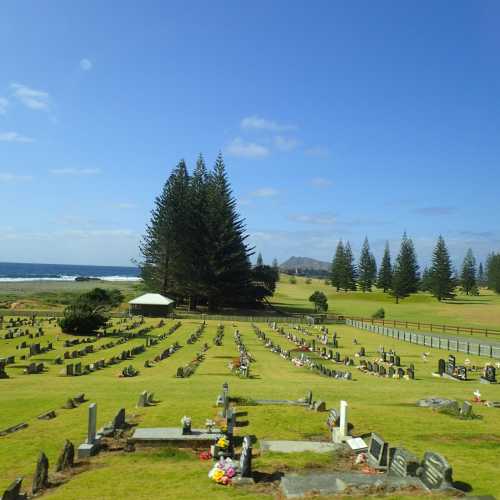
[139, 154, 277, 311]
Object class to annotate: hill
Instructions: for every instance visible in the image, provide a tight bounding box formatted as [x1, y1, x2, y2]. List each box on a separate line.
[280, 256, 331, 273]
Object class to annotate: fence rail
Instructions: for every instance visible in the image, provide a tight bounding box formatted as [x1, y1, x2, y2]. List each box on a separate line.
[346, 319, 500, 360]
[332, 315, 500, 338]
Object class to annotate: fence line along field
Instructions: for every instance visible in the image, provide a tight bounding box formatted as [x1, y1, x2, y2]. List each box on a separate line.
[1, 312, 499, 498]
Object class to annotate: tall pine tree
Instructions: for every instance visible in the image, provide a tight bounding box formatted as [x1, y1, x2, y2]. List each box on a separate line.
[460, 248, 477, 295]
[429, 236, 455, 301]
[256, 252, 264, 267]
[377, 242, 392, 292]
[204, 153, 253, 311]
[331, 241, 345, 291]
[390, 233, 419, 303]
[272, 258, 280, 281]
[358, 237, 376, 292]
[343, 242, 357, 291]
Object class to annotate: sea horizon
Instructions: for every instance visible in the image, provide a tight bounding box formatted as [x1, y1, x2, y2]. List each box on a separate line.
[0, 261, 141, 282]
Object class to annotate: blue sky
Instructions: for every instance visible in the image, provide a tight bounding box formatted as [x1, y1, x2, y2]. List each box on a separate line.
[1, 0, 499, 268]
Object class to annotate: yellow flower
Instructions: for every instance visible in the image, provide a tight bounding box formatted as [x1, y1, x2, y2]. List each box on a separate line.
[213, 469, 225, 482]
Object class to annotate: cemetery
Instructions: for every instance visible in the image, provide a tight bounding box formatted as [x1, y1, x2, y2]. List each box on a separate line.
[1, 314, 499, 498]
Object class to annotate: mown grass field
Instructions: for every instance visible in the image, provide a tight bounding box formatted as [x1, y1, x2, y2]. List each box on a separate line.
[1, 315, 499, 499]
[271, 275, 500, 332]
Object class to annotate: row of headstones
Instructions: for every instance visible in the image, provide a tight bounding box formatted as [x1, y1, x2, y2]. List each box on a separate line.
[1, 441, 76, 499]
[176, 350, 206, 378]
[213, 323, 225, 346]
[313, 361, 353, 380]
[328, 402, 457, 492]
[63, 336, 95, 347]
[186, 322, 206, 344]
[2, 327, 44, 340]
[360, 360, 415, 379]
[63, 344, 95, 359]
[234, 329, 252, 378]
[24, 362, 45, 375]
[368, 432, 455, 491]
[146, 341, 182, 366]
[436, 355, 497, 383]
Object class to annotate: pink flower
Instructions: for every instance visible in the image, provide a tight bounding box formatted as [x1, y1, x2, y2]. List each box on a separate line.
[226, 467, 236, 478]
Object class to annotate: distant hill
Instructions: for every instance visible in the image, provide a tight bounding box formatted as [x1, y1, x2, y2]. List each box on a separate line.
[280, 256, 331, 274]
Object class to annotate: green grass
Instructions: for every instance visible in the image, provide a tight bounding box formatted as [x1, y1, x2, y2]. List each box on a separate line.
[1, 316, 500, 498]
[271, 275, 500, 331]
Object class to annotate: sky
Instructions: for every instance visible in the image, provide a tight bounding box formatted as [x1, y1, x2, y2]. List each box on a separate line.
[1, 0, 500, 268]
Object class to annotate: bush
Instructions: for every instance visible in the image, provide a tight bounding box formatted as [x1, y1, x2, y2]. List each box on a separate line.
[372, 307, 385, 319]
[305, 278, 312, 284]
[289, 276, 297, 284]
[59, 304, 108, 335]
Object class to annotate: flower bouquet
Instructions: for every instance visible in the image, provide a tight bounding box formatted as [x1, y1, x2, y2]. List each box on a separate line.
[208, 457, 237, 485]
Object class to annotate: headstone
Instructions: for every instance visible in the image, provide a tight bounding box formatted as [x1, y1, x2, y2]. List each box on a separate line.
[389, 447, 420, 477]
[32, 452, 49, 493]
[2, 478, 27, 500]
[239, 435, 252, 478]
[77, 403, 100, 458]
[438, 359, 446, 376]
[460, 401, 473, 418]
[56, 440, 75, 472]
[367, 432, 389, 469]
[137, 391, 148, 408]
[332, 400, 349, 443]
[112, 408, 126, 430]
[481, 365, 497, 384]
[419, 452, 454, 490]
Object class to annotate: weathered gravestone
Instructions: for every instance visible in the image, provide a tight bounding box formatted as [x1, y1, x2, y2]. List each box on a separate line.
[419, 452, 454, 491]
[0, 360, 9, 379]
[2, 477, 27, 500]
[32, 452, 49, 494]
[389, 447, 420, 477]
[481, 365, 497, 384]
[112, 408, 126, 430]
[436, 359, 446, 376]
[137, 391, 148, 408]
[56, 440, 75, 472]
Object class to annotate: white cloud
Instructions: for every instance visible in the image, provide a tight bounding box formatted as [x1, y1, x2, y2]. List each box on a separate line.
[0, 131, 34, 143]
[80, 58, 93, 71]
[289, 213, 337, 225]
[0, 97, 8, 115]
[241, 115, 297, 132]
[304, 146, 330, 158]
[49, 168, 101, 176]
[311, 177, 332, 187]
[225, 138, 269, 158]
[274, 135, 299, 152]
[0, 173, 33, 182]
[250, 187, 279, 198]
[10, 83, 50, 111]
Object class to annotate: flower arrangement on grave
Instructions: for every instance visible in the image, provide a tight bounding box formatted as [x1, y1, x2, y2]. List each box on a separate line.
[205, 419, 215, 433]
[208, 457, 237, 485]
[216, 436, 229, 449]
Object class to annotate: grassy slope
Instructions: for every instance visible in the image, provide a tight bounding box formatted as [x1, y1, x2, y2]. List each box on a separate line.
[271, 275, 500, 330]
[1, 318, 499, 498]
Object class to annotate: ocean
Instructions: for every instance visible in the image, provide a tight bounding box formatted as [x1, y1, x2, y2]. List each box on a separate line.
[0, 262, 141, 282]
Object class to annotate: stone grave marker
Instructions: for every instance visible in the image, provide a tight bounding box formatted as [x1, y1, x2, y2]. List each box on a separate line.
[419, 452, 454, 491]
[389, 447, 420, 477]
[77, 403, 100, 458]
[2, 478, 27, 500]
[56, 440, 75, 472]
[367, 432, 389, 469]
[239, 435, 252, 478]
[32, 452, 49, 494]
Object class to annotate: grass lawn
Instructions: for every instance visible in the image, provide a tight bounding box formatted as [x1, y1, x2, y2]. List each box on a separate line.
[1, 316, 500, 499]
[271, 275, 500, 332]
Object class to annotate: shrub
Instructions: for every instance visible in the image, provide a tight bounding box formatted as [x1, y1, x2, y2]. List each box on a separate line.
[289, 276, 297, 284]
[305, 278, 312, 284]
[372, 307, 385, 319]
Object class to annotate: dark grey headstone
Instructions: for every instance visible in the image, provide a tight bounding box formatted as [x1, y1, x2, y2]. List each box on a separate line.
[419, 451, 453, 490]
[112, 408, 126, 430]
[389, 448, 420, 477]
[32, 452, 49, 494]
[56, 440, 75, 472]
[2, 477, 27, 500]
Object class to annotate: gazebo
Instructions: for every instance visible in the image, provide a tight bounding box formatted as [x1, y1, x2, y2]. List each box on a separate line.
[128, 293, 175, 317]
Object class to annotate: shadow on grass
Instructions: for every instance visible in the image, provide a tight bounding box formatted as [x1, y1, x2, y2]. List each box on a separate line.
[253, 470, 284, 483]
[453, 480, 473, 493]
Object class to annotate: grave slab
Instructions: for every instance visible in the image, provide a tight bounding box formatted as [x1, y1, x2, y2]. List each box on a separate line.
[280, 471, 423, 498]
[260, 440, 343, 454]
[130, 427, 222, 448]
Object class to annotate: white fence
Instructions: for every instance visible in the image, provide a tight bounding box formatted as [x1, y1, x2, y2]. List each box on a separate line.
[346, 319, 500, 359]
